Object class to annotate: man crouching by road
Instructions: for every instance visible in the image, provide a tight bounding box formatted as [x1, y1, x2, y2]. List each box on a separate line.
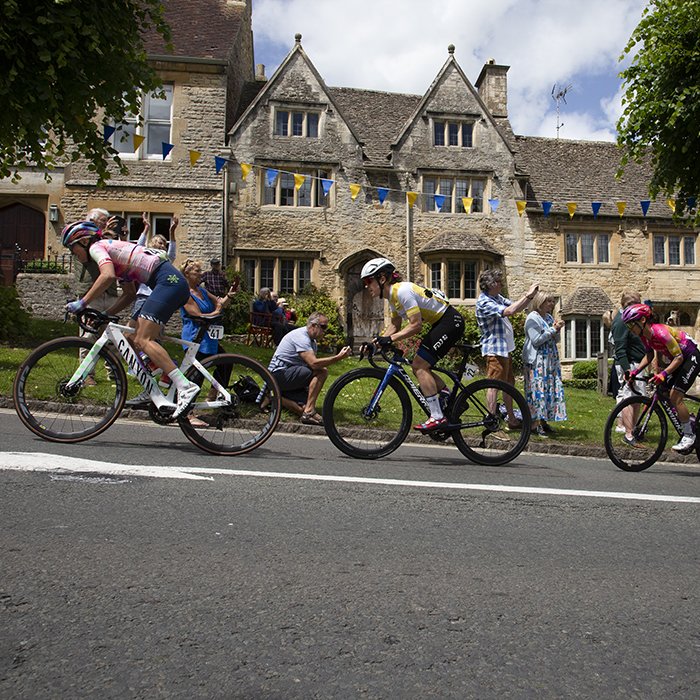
[268, 311, 352, 426]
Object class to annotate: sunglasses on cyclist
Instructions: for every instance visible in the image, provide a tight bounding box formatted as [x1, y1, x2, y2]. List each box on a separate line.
[625, 321, 640, 331]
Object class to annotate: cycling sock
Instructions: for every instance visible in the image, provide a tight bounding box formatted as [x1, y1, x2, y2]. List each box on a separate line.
[426, 394, 443, 420]
[682, 420, 694, 437]
[168, 367, 192, 391]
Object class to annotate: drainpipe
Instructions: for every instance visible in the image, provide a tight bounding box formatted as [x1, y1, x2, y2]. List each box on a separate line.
[222, 157, 229, 267]
[405, 192, 412, 282]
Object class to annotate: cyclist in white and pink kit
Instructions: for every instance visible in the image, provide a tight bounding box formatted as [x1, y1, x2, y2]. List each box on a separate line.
[622, 303, 700, 452]
[62, 221, 199, 418]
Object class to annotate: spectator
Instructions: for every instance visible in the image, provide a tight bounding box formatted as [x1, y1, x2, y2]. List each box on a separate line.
[522, 291, 566, 437]
[202, 258, 229, 298]
[254, 287, 294, 344]
[268, 311, 351, 426]
[475, 269, 539, 428]
[611, 291, 647, 445]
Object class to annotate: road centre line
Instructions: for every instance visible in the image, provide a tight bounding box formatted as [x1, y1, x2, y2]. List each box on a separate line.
[2, 452, 700, 504]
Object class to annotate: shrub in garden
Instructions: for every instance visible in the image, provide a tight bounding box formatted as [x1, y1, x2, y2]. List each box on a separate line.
[288, 284, 346, 348]
[0, 285, 31, 342]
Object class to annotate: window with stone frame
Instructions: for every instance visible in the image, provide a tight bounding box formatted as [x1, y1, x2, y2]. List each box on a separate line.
[263, 168, 331, 208]
[653, 234, 696, 266]
[110, 85, 174, 159]
[241, 256, 314, 294]
[433, 120, 473, 148]
[124, 213, 174, 242]
[274, 109, 320, 138]
[565, 231, 610, 264]
[563, 317, 604, 360]
[427, 257, 492, 300]
[422, 175, 486, 213]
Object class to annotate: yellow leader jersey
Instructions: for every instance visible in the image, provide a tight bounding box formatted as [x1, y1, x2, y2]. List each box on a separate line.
[388, 282, 448, 326]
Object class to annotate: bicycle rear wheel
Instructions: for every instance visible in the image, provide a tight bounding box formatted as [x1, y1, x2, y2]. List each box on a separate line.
[450, 378, 532, 465]
[13, 337, 127, 443]
[603, 396, 667, 471]
[322, 367, 412, 459]
[179, 353, 281, 456]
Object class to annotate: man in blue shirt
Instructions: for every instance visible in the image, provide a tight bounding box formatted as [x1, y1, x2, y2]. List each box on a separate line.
[476, 269, 538, 428]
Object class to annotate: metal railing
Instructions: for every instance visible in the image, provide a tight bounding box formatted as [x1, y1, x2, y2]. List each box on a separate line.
[2, 245, 73, 285]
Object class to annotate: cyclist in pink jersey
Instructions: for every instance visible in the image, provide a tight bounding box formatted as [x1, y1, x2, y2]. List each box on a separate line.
[622, 303, 700, 452]
[61, 221, 199, 418]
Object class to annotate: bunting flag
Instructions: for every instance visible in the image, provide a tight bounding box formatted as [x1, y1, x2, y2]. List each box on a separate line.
[407, 192, 418, 208]
[641, 200, 651, 216]
[617, 201, 627, 217]
[462, 197, 473, 213]
[591, 202, 602, 219]
[567, 202, 577, 218]
[132, 134, 145, 152]
[215, 156, 227, 174]
[516, 201, 527, 217]
[489, 199, 499, 213]
[294, 173, 307, 192]
[103, 125, 116, 143]
[542, 201, 553, 219]
[377, 187, 388, 205]
[434, 194, 445, 211]
[241, 162, 252, 180]
[666, 199, 676, 213]
[350, 184, 362, 201]
[267, 169, 279, 187]
[321, 178, 334, 196]
[162, 142, 174, 160]
[189, 150, 201, 167]
[688, 197, 697, 210]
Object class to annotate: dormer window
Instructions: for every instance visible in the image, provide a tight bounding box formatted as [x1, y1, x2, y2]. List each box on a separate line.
[434, 121, 473, 147]
[275, 110, 319, 137]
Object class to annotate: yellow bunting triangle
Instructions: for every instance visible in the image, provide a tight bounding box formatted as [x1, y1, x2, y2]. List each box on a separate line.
[462, 197, 473, 213]
[189, 150, 201, 167]
[666, 199, 676, 213]
[132, 134, 146, 152]
[617, 201, 626, 217]
[567, 202, 577, 218]
[516, 201, 527, 217]
[350, 184, 362, 201]
[407, 192, 418, 209]
[294, 173, 306, 191]
[241, 163, 252, 180]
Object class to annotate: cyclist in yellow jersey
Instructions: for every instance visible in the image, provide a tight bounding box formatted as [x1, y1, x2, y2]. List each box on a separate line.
[361, 257, 465, 432]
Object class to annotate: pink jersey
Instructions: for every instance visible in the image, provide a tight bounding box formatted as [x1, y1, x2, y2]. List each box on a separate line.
[640, 323, 696, 360]
[89, 239, 168, 285]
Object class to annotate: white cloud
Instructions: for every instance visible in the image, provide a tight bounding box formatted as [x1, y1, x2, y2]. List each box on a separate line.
[252, 0, 647, 140]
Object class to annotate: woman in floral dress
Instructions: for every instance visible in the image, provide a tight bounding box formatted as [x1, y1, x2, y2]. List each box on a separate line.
[522, 291, 567, 438]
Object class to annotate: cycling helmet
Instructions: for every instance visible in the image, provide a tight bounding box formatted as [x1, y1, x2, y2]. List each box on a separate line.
[61, 221, 100, 250]
[622, 303, 652, 325]
[361, 257, 395, 282]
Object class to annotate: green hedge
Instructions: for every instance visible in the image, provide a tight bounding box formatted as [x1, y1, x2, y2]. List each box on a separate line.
[563, 378, 597, 390]
[0, 286, 31, 341]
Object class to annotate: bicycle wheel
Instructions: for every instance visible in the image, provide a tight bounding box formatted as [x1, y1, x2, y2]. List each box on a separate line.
[322, 367, 412, 459]
[13, 337, 126, 443]
[604, 395, 667, 471]
[179, 353, 281, 456]
[450, 378, 532, 466]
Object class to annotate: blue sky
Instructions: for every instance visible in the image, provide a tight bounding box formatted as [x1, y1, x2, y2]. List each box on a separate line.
[251, 0, 648, 142]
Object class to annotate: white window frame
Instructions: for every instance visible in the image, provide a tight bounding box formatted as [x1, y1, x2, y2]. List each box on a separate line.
[563, 317, 605, 360]
[425, 257, 492, 301]
[565, 231, 610, 265]
[653, 233, 696, 266]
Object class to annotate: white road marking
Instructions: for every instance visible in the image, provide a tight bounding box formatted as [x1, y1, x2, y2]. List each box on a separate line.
[2, 451, 700, 503]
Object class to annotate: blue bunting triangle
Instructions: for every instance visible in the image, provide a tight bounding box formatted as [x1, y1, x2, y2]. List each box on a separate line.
[542, 201, 552, 218]
[377, 188, 388, 205]
[162, 142, 174, 160]
[591, 202, 602, 219]
[103, 125, 116, 143]
[321, 178, 334, 196]
[640, 200, 651, 216]
[215, 156, 227, 174]
[267, 169, 279, 187]
[434, 194, 445, 211]
[489, 199, 499, 213]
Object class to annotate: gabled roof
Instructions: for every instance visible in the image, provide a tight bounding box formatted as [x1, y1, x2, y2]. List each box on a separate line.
[143, 0, 246, 61]
[560, 286, 613, 316]
[515, 136, 670, 219]
[229, 42, 364, 147]
[391, 54, 515, 156]
[419, 231, 503, 256]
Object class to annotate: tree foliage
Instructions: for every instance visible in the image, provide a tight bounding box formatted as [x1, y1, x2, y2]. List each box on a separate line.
[0, 0, 172, 185]
[617, 0, 700, 222]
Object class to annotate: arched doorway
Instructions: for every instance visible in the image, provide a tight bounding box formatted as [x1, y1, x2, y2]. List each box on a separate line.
[346, 260, 385, 348]
[0, 203, 45, 284]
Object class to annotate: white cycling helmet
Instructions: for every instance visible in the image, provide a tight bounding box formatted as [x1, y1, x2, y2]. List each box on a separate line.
[361, 257, 395, 281]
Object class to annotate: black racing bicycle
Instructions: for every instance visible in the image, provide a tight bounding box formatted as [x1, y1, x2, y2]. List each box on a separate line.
[322, 341, 532, 465]
[603, 376, 700, 471]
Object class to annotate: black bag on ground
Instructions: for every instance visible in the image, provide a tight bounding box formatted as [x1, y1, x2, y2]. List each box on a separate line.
[233, 375, 260, 403]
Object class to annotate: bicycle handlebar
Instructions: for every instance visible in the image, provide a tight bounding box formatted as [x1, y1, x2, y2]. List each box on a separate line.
[72, 308, 121, 333]
[358, 340, 406, 368]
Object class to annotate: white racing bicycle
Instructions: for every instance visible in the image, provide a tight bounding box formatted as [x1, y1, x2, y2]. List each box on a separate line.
[13, 308, 281, 456]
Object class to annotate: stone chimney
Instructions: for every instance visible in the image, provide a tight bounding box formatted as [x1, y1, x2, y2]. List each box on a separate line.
[475, 59, 509, 118]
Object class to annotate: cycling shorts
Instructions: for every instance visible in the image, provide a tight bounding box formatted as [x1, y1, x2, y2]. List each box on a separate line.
[670, 346, 700, 394]
[138, 261, 190, 327]
[416, 306, 465, 365]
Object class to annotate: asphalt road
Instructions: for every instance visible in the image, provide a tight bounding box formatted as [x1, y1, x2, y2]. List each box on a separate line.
[2, 409, 700, 699]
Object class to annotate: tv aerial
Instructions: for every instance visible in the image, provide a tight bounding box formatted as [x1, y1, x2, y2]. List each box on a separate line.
[552, 83, 572, 138]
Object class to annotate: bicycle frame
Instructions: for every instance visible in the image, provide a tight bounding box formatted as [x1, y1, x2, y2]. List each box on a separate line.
[66, 322, 232, 411]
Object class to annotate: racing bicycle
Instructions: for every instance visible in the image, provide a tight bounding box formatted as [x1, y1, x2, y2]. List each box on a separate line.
[13, 308, 281, 456]
[322, 341, 532, 465]
[603, 376, 700, 471]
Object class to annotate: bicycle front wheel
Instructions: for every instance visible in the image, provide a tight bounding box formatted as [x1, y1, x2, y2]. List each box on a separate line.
[179, 353, 281, 456]
[604, 395, 667, 471]
[450, 378, 532, 465]
[13, 337, 127, 443]
[322, 367, 412, 459]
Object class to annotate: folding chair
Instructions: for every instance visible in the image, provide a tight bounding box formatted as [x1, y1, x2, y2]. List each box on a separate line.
[246, 300, 274, 347]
